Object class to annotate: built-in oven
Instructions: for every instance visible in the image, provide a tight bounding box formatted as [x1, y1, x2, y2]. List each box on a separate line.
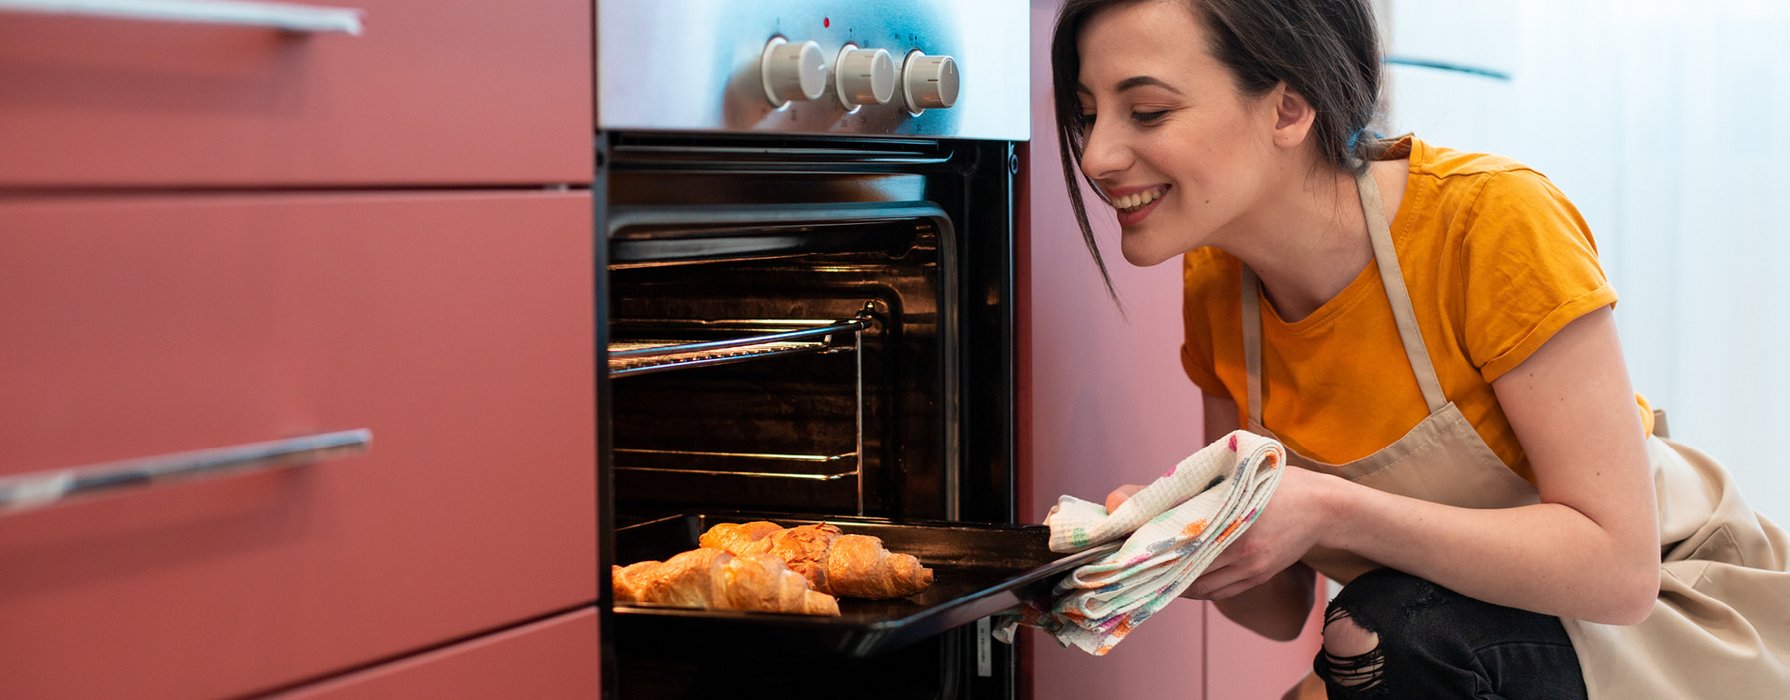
[595, 3, 1038, 697]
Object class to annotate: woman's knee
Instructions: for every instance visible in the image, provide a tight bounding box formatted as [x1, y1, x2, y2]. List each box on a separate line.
[1315, 569, 1456, 693]
[1328, 568, 1452, 641]
[1321, 607, 1384, 689]
[1322, 609, 1380, 657]
[1316, 569, 1584, 698]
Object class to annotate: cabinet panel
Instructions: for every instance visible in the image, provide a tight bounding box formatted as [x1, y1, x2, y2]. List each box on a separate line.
[0, 1, 591, 187]
[273, 608, 600, 700]
[0, 192, 597, 699]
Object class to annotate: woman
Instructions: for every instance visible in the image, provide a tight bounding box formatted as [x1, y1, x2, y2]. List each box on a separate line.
[1051, 0, 1790, 697]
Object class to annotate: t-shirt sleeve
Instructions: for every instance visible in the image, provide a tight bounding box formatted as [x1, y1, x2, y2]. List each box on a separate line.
[1461, 170, 1618, 383]
[1180, 256, 1229, 398]
[1180, 341, 1226, 398]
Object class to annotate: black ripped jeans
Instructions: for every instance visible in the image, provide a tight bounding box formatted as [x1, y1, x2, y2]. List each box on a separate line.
[1316, 569, 1588, 699]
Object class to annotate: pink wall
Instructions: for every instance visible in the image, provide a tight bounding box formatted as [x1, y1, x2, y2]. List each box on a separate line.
[1020, 1, 1324, 697]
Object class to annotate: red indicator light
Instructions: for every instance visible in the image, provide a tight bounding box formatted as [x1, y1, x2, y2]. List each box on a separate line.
[823, 17, 830, 28]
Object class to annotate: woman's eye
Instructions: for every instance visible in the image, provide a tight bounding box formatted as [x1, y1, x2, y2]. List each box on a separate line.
[1132, 110, 1168, 124]
[1079, 113, 1097, 126]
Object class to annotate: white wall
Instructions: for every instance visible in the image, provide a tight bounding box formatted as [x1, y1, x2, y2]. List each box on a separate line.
[1385, 0, 1790, 522]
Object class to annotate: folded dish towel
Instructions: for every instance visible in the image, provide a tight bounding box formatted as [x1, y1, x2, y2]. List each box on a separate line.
[995, 430, 1286, 655]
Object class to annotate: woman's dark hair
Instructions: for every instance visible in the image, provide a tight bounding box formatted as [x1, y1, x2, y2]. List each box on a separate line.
[1050, 0, 1382, 298]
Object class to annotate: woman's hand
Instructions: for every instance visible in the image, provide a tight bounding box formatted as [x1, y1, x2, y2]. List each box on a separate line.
[1102, 467, 1342, 601]
[1181, 466, 1340, 601]
[1104, 483, 1145, 513]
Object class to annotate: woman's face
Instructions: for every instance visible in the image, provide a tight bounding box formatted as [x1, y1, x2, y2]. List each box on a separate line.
[1075, 0, 1281, 266]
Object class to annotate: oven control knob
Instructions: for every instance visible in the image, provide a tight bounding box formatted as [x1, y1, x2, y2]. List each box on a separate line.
[761, 37, 827, 107]
[834, 45, 897, 111]
[901, 51, 960, 113]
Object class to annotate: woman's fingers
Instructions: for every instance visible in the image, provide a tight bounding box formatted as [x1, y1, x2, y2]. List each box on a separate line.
[1185, 536, 1264, 598]
[1200, 576, 1272, 602]
[1185, 560, 1239, 599]
[1104, 483, 1145, 512]
[1193, 556, 1277, 600]
[1186, 562, 1273, 600]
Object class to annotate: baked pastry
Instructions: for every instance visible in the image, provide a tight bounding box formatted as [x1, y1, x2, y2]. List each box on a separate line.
[697, 520, 783, 554]
[699, 521, 935, 600]
[612, 547, 840, 616]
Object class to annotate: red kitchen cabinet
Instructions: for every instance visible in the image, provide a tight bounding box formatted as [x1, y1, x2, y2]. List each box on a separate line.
[270, 608, 601, 700]
[0, 0, 591, 188]
[0, 192, 597, 699]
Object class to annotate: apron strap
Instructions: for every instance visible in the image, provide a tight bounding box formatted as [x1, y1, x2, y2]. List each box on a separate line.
[1242, 267, 1266, 426]
[1358, 168, 1448, 413]
[1241, 168, 1449, 427]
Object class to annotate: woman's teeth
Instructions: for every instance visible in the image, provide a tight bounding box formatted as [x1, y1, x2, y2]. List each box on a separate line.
[1113, 186, 1168, 211]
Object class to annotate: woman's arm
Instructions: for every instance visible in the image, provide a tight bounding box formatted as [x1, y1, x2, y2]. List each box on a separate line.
[1205, 561, 1316, 641]
[1186, 307, 1660, 625]
[1332, 306, 1658, 622]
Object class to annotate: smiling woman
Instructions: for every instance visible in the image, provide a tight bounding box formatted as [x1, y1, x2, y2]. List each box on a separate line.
[1037, 1, 1790, 698]
[1052, 0, 1379, 281]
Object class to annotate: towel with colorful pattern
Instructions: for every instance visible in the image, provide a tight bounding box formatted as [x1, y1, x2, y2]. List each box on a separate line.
[994, 430, 1286, 655]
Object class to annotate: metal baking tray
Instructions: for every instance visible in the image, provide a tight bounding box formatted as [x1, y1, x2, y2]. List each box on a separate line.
[611, 512, 1119, 658]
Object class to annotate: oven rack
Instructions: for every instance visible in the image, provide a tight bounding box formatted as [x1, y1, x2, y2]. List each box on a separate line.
[607, 309, 880, 511]
[606, 317, 870, 378]
[609, 448, 858, 481]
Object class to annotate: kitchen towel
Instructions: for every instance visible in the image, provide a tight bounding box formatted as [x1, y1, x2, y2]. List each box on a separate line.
[995, 430, 1286, 655]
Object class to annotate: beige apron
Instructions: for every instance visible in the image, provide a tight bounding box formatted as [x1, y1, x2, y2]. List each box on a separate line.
[1237, 168, 1790, 699]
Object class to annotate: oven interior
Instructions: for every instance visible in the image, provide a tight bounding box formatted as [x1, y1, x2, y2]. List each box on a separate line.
[601, 133, 1015, 524]
[609, 210, 945, 519]
[598, 133, 1020, 698]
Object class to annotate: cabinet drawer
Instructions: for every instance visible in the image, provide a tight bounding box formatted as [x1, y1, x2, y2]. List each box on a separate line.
[271, 608, 600, 700]
[0, 192, 597, 700]
[0, 0, 590, 187]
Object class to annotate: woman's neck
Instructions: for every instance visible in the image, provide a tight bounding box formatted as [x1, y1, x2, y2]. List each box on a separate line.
[1221, 160, 1401, 323]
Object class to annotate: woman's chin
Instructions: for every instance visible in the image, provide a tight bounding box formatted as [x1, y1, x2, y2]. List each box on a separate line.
[1119, 237, 1180, 268]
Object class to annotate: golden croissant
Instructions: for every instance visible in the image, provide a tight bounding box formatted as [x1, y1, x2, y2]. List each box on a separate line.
[699, 521, 935, 600]
[612, 547, 840, 616]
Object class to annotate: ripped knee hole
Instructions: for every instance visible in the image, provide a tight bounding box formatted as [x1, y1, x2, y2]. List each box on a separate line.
[1322, 608, 1385, 690]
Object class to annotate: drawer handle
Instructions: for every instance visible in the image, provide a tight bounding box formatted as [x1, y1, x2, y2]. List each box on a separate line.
[0, 429, 371, 515]
[0, 0, 363, 35]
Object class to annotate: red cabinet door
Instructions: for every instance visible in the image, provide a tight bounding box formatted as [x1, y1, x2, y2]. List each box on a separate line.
[271, 608, 600, 700]
[0, 0, 591, 187]
[0, 192, 597, 700]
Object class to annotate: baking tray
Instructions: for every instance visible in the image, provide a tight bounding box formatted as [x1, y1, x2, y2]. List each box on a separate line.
[611, 512, 1119, 658]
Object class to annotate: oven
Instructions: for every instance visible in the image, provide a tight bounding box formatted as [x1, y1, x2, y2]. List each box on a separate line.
[594, 2, 1034, 698]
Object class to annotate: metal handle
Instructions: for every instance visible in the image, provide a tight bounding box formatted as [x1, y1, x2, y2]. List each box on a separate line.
[0, 0, 364, 35]
[0, 429, 371, 515]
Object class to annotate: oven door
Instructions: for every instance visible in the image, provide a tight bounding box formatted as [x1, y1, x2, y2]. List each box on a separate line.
[597, 133, 1025, 699]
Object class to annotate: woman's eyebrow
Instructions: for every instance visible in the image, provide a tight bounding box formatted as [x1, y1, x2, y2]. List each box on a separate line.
[1074, 76, 1184, 96]
[1115, 75, 1183, 94]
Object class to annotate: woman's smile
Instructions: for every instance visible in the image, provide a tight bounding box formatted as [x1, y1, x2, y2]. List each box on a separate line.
[1109, 184, 1171, 226]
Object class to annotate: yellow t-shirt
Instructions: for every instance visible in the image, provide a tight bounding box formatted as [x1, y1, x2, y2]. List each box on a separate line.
[1179, 135, 1629, 484]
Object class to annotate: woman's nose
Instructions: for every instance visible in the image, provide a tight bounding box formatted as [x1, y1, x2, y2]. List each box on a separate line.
[1077, 117, 1130, 182]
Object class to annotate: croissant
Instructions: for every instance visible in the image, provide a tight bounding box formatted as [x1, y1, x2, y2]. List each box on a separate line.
[698, 520, 784, 554]
[612, 547, 840, 616]
[699, 521, 935, 600]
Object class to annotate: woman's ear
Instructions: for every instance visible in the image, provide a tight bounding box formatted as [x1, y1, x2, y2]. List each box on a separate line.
[1266, 82, 1318, 149]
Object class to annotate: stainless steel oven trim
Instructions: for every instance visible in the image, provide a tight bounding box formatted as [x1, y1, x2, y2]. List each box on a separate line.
[596, 1, 1028, 140]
